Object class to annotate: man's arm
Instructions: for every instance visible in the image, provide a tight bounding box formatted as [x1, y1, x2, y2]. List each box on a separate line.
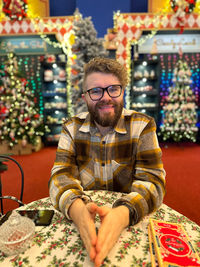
[48, 122, 91, 217]
[49, 123, 99, 261]
[92, 117, 166, 266]
[113, 117, 166, 225]
[94, 205, 129, 267]
[69, 198, 98, 261]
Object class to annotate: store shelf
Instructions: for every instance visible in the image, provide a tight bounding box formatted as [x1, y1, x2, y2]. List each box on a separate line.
[41, 56, 68, 143]
[132, 90, 158, 96]
[44, 108, 67, 112]
[132, 106, 158, 110]
[42, 92, 66, 97]
[130, 58, 161, 125]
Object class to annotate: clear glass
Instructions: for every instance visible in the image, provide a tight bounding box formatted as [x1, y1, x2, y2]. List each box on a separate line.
[0, 210, 35, 256]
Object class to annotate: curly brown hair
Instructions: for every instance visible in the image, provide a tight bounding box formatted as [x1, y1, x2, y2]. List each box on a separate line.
[83, 57, 128, 91]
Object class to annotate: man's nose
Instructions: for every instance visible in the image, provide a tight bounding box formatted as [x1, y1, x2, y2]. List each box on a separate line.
[101, 89, 112, 100]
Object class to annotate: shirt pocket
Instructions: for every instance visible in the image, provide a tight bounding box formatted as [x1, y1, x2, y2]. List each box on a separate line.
[77, 157, 95, 189]
[112, 159, 135, 192]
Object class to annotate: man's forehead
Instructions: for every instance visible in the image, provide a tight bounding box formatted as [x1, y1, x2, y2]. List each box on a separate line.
[85, 72, 120, 87]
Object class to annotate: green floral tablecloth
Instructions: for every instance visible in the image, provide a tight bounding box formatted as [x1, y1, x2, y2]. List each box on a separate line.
[0, 190, 200, 267]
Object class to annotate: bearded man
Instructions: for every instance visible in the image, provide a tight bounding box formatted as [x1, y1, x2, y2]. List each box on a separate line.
[49, 57, 166, 267]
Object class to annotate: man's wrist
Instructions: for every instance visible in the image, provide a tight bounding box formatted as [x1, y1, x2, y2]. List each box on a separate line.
[68, 198, 83, 220]
[113, 201, 135, 226]
[68, 194, 92, 219]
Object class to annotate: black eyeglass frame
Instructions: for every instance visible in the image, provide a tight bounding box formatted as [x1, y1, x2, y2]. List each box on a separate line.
[86, 84, 123, 101]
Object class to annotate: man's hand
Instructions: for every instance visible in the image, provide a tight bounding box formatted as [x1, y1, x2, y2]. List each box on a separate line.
[94, 205, 130, 267]
[68, 199, 99, 261]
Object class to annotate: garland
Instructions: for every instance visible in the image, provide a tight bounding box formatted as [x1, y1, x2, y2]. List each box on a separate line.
[170, 0, 197, 14]
[2, 0, 28, 20]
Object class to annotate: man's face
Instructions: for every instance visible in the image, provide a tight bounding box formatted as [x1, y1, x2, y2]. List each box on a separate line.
[82, 72, 124, 127]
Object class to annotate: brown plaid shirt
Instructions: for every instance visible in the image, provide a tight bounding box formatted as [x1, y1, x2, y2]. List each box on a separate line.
[49, 109, 166, 223]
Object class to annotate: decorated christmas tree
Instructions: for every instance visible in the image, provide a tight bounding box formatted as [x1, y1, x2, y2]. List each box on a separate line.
[71, 10, 108, 114]
[159, 59, 198, 142]
[0, 52, 48, 150]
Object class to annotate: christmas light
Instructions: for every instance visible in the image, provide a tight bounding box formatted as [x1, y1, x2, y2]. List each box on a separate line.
[160, 58, 198, 142]
[0, 53, 48, 147]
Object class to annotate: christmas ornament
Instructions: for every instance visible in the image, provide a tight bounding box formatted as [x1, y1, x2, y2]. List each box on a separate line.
[159, 59, 198, 142]
[2, 0, 28, 20]
[0, 52, 48, 148]
[170, 0, 197, 32]
[44, 70, 53, 82]
[170, 0, 197, 14]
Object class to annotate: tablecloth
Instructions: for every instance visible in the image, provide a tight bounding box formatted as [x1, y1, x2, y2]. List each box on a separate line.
[0, 190, 199, 266]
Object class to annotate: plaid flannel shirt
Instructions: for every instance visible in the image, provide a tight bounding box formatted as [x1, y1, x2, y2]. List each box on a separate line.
[49, 108, 166, 224]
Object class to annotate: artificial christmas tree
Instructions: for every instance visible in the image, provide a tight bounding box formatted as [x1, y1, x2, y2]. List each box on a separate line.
[71, 10, 108, 114]
[0, 52, 48, 154]
[159, 59, 198, 142]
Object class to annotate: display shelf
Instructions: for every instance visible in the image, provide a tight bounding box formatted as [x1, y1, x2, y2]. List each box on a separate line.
[130, 58, 161, 125]
[132, 90, 158, 96]
[43, 92, 66, 97]
[46, 123, 63, 126]
[41, 55, 68, 144]
[132, 105, 158, 109]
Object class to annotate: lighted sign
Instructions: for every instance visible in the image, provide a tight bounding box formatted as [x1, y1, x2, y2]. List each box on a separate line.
[139, 34, 200, 53]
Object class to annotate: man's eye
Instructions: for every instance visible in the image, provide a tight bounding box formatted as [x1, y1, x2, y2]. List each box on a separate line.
[110, 88, 117, 92]
[91, 88, 101, 94]
[109, 87, 118, 93]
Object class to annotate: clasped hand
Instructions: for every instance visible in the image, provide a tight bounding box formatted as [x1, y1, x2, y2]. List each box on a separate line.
[69, 199, 129, 267]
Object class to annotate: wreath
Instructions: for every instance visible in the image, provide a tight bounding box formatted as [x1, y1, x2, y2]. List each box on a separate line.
[170, 0, 197, 14]
[2, 0, 28, 20]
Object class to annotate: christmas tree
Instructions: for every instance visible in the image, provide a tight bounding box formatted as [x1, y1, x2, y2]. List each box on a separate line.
[159, 59, 198, 142]
[0, 52, 48, 149]
[71, 10, 108, 114]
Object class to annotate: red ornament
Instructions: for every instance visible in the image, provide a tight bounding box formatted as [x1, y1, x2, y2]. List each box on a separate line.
[34, 114, 40, 119]
[23, 117, 30, 122]
[185, 6, 189, 12]
[21, 78, 28, 86]
[174, 5, 178, 12]
[0, 106, 8, 115]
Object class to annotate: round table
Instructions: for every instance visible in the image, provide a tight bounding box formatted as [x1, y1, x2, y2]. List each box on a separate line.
[0, 190, 200, 266]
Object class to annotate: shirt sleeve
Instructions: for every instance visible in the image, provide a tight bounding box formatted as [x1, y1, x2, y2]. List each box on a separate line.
[48, 124, 91, 219]
[113, 117, 166, 225]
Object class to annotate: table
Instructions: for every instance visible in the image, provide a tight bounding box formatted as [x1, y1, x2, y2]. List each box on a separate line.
[0, 190, 200, 266]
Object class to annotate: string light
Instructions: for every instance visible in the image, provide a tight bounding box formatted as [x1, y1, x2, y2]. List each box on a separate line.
[114, 2, 200, 110]
[158, 57, 198, 142]
[0, 52, 49, 147]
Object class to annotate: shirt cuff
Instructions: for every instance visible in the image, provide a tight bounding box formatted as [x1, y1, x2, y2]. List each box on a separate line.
[64, 193, 92, 220]
[113, 200, 138, 226]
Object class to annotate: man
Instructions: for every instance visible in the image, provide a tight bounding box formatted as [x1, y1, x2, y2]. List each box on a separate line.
[49, 57, 166, 267]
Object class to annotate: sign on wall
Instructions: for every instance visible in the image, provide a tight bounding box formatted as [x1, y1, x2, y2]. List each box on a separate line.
[0, 35, 62, 55]
[139, 33, 200, 54]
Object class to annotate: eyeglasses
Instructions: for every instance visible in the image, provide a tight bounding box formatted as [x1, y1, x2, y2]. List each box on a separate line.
[86, 85, 123, 101]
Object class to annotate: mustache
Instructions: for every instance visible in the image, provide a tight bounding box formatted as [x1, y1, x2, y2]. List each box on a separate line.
[96, 100, 116, 107]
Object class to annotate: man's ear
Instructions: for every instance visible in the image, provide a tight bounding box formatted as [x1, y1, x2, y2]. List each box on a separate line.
[82, 93, 86, 102]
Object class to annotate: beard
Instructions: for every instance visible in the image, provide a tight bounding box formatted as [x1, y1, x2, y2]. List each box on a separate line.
[87, 99, 124, 127]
